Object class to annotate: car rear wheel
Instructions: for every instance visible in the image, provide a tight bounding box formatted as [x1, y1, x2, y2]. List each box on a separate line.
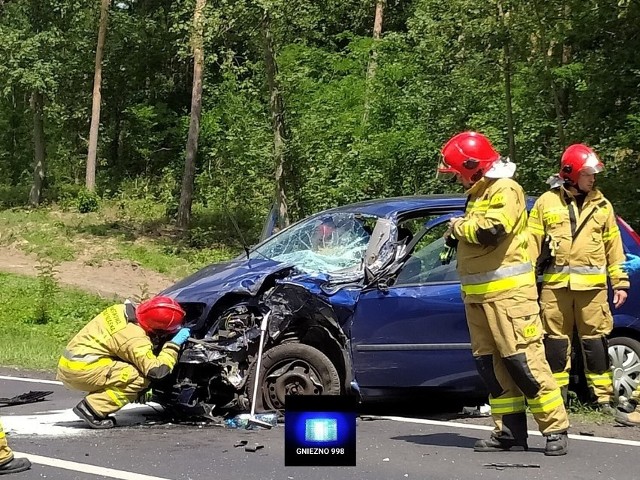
[609, 337, 640, 400]
[247, 343, 341, 412]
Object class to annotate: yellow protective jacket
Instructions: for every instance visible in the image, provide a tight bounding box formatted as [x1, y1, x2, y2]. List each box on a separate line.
[528, 186, 629, 291]
[453, 177, 535, 303]
[57, 303, 180, 379]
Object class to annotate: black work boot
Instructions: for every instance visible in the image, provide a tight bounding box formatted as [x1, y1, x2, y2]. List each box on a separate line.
[474, 435, 528, 452]
[73, 399, 116, 429]
[0, 457, 31, 475]
[544, 431, 568, 456]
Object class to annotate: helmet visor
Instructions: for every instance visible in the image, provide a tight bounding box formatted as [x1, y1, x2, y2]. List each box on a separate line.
[580, 152, 604, 175]
[436, 157, 458, 180]
[580, 163, 603, 175]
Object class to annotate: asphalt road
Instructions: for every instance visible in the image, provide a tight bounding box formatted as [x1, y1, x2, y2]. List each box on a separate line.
[1, 369, 638, 480]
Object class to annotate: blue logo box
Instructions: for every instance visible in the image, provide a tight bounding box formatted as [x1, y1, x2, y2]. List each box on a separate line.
[285, 395, 357, 466]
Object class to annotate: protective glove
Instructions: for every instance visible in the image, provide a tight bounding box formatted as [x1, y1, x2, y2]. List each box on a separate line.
[170, 327, 191, 346]
[622, 253, 640, 274]
[134, 388, 153, 404]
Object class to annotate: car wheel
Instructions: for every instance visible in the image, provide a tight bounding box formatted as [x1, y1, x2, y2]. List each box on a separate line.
[609, 336, 640, 400]
[247, 343, 341, 412]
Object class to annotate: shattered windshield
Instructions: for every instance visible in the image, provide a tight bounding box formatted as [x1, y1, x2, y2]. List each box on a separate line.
[250, 212, 377, 275]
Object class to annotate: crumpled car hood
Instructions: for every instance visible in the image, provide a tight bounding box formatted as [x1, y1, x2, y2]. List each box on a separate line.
[160, 257, 293, 304]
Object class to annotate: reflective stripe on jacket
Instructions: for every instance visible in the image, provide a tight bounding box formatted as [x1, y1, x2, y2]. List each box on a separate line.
[453, 177, 536, 303]
[57, 304, 180, 379]
[528, 187, 629, 291]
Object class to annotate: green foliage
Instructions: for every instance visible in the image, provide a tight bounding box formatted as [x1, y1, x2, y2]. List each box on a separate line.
[76, 188, 100, 214]
[0, 185, 30, 208]
[0, 271, 111, 369]
[33, 255, 60, 324]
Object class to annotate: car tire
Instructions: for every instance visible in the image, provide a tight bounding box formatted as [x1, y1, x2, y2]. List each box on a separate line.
[609, 336, 640, 400]
[247, 342, 341, 412]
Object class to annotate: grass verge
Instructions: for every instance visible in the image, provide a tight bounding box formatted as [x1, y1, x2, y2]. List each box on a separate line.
[0, 272, 112, 370]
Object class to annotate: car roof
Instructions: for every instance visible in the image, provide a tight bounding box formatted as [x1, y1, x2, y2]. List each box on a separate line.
[322, 194, 467, 218]
[320, 194, 537, 218]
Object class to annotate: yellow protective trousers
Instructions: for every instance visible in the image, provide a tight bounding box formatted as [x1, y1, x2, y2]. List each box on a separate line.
[0, 419, 13, 465]
[540, 287, 613, 404]
[57, 359, 149, 417]
[466, 295, 569, 440]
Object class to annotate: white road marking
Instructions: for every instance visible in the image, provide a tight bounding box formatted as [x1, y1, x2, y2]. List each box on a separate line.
[3, 404, 164, 437]
[379, 415, 640, 447]
[0, 375, 63, 385]
[12, 452, 175, 480]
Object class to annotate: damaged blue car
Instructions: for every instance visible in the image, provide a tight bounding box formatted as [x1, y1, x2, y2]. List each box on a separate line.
[153, 195, 640, 417]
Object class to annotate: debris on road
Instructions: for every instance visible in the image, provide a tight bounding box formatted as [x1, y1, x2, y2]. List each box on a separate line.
[225, 413, 278, 429]
[245, 443, 264, 452]
[459, 404, 491, 417]
[484, 463, 540, 470]
[0, 391, 53, 407]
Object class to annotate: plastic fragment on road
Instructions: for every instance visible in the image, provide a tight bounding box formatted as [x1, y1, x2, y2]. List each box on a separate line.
[225, 413, 278, 429]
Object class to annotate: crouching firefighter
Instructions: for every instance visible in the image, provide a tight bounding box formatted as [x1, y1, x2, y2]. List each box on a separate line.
[57, 296, 191, 429]
[528, 144, 628, 414]
[438, 132, 570, 456]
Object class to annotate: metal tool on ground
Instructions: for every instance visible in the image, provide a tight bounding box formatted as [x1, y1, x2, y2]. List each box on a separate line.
[246, 311, 274, 429]
[484, 463, 540, 469]
[0, 390, 53, 407]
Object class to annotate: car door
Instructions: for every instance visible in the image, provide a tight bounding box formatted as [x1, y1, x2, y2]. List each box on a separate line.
[350, 215, 483, 395]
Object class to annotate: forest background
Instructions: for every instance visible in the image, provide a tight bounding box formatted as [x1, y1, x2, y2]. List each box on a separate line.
[1, 0, 640, 246]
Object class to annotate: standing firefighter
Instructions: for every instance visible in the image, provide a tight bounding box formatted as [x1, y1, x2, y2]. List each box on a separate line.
[57, 296, 191, 429]
[0, 419, 31, 475]
[438, 131, 569, 455]
[528, 144, 629, 414]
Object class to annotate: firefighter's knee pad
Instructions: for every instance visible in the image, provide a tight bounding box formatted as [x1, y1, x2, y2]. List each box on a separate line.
[474, 354, 504, 398]
[503, 353, 541, 399]
[582, 336, 610, 373]
[543, 336, 569, 373]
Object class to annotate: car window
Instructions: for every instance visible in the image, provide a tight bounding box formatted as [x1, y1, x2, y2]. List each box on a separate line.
[250, 212, 377, 275]
[394, 221, 459, 285]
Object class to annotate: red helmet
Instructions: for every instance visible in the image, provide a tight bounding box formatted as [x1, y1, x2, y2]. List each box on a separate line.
[136, 296, 185, 334]
[559, 144, 604, 184]
[439, 132, 501, 184]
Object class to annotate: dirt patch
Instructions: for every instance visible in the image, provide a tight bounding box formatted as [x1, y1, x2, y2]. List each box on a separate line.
[0, 245, 175, 299]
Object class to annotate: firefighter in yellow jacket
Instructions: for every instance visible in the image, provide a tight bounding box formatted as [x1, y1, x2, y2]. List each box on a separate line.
[438, 131, 569, 456]
[528, 144, 629, 413]
[0, 419, 31, 475]
[57, 296, 190, 429]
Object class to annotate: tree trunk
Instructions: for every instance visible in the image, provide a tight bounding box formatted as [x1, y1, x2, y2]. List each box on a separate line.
[176, 0, 206, 231]
[262, 10, 289, 229]
[532, 0, 566, 149]
[498, 1, 516, 162]
[85, 0, 111, 192]
[363, 0, 385, 126]
[29, 90, 45, 207]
